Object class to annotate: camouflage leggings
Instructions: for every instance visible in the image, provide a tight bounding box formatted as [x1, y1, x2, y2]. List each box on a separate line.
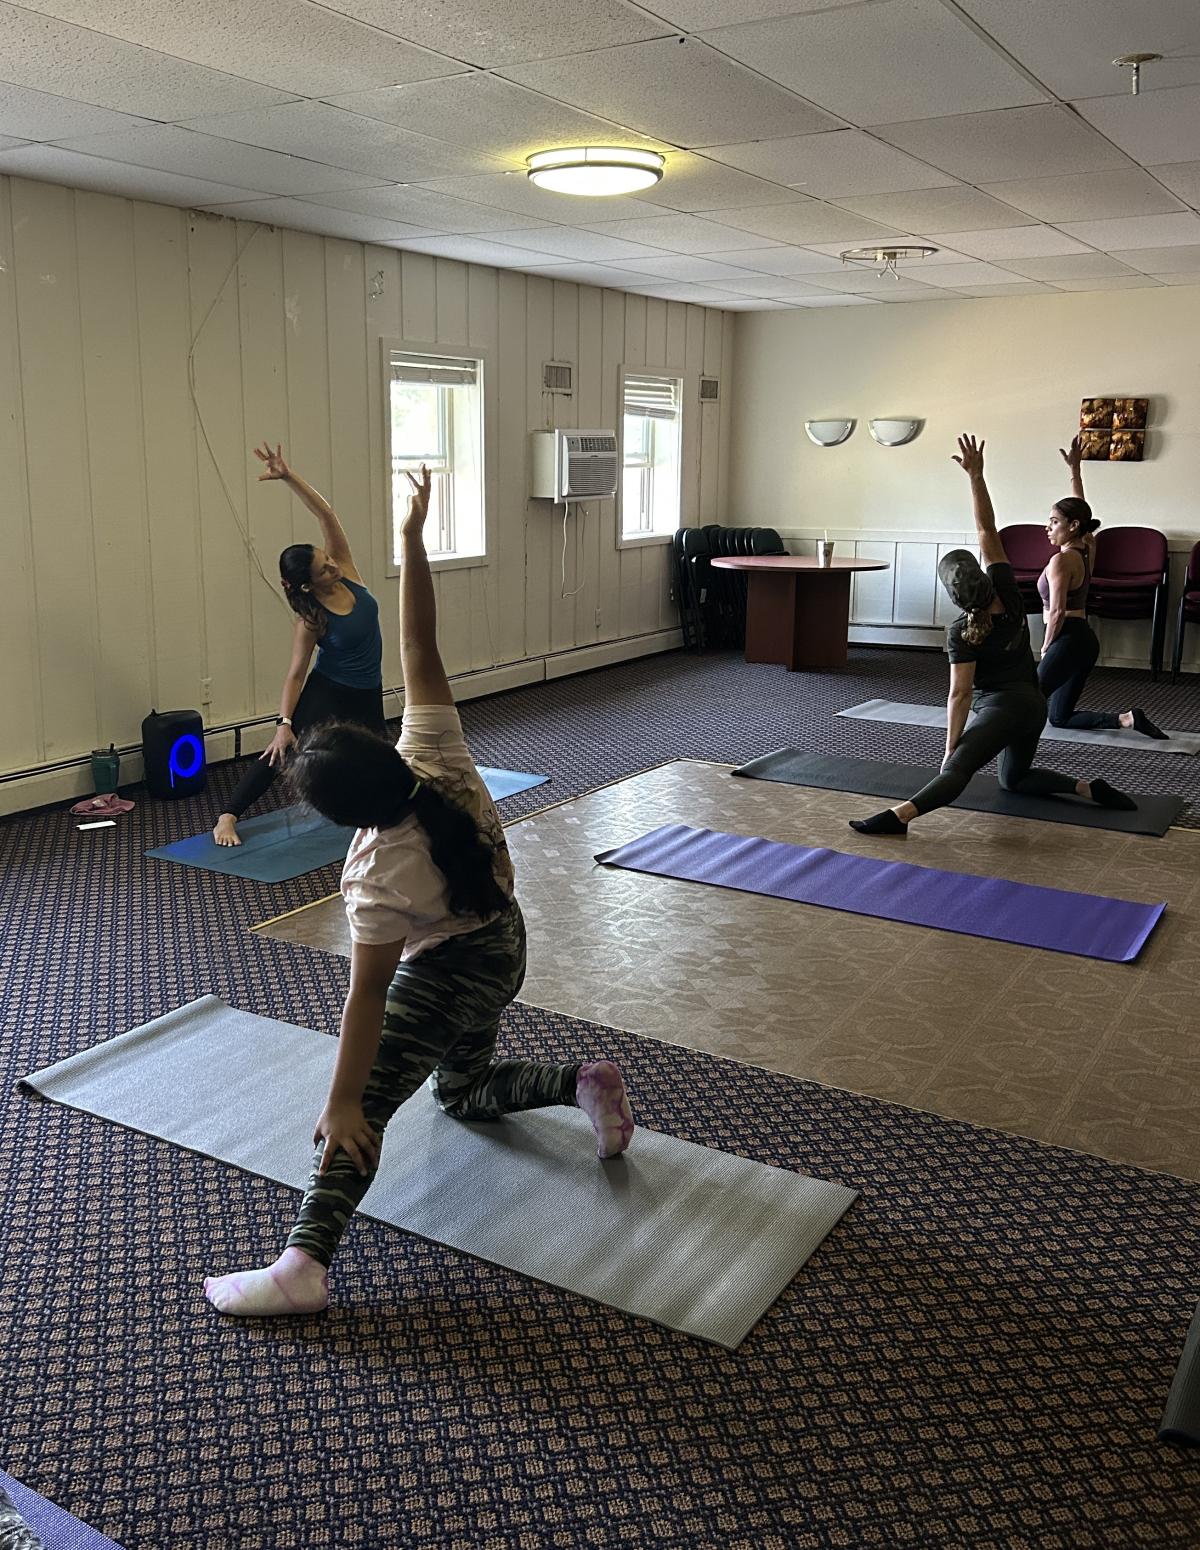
[287, 903, 581, 1266]
[0, 1487, 41, 1550]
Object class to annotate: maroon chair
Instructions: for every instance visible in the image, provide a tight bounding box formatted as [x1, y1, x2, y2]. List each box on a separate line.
[1087, 526, 1170, 679]
[1173, 542, 1200, 681]
[998, 524, 1055, 614]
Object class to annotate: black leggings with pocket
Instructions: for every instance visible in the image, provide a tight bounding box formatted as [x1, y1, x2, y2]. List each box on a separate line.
[909, 683, 1079, 816]
[223, 670, 387, 819]
[1037, 617, 1119, 730]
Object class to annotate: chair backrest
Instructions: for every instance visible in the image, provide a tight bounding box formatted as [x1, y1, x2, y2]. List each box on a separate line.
[1187, 541, 1200, 591]
[998, 524, 1055, 572]
[750, 528, 786, 555]
[681, 527, 710, 560]
[1093, 525, 1168, 581]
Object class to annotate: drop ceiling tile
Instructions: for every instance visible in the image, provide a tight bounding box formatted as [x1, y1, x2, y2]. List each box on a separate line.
[999, 253, 1141, 280]
[17, 0, 466, 98]
[871, 106, 1129, 184]
[0, 143, 275, 205]
[832, 186, 1034, 233]
[579, 212, 781, 253]
[649, 0, 863, 28]
[634, 153, 808, 213]
[313, 0, 669, 68]
[947, 281, 1056, 297]
[793, 293, 881, 306]
[625, 283, 743, 303]
[183, 103, 515, 182]
[0, 82, 155, 142]
[907, 261, 1032, 288]
[499, 37, 840, 148]
[980, 169, 1187, 222]
[0, 5, 294, 119]
[392, 233, 564, 267]
[323, 75, 667, 162]
[1149, 272, 1200, 285]
[412, 172, 660, 226]
[1074, 86, 1200, 167]
[516, 262, 649, 287]
[923, 226, 1092, 260]
[1108, 244, 1200, 273]
[707, 246, 847, 275]
[1149, 161, 1200, 207]
[55, 125, 386, 197]
[704, 129, 954, 196]
[607, 253, 762, 281]
[710, 297, 795, 310]
[711, 275, 840, 297]
[842, 280, 950, 299]
[796, 269, 911, 293]
[1050, 276, 1165, 291]
[484, 226, 664, 262]
[297, 186, 550, 233]
[1057, 211, 1200, 249]
[954, 0, 1200, 101]
[199, 196, 431, 242]
[0, 134, 26, 151]
[876, 288, 963, 301]
[704, 200, 905, 244]
[700, 0, 1046, 126]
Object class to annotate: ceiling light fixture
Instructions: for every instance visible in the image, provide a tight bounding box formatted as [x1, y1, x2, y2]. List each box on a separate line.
[527, 146, 665, 197]
[1113, 52, 1162, 95]
[839, 244, 938, 280]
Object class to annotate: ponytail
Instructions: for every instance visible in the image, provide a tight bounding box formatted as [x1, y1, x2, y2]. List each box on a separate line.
[279, 543, 327, 636]
[289, 722, 508, 920]
[962, 608, 994, 647]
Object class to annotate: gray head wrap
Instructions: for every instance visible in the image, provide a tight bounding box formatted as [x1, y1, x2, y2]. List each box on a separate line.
[937, 549, 994, 613]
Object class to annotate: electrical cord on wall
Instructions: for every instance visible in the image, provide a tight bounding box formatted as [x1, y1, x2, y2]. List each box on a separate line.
[561, 500, 588, 598]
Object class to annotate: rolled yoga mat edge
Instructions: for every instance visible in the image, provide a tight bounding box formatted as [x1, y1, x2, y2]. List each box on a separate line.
[19, 997, 855, 1350]
[595, 824, 1165, 963]
[732, 749, 1184, 837]
[1159, 1299, 1200, 1446]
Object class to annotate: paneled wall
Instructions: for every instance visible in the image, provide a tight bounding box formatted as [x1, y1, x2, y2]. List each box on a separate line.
[0, 175, 733, 806]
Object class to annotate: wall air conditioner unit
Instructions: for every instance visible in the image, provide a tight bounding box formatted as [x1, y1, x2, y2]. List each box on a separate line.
[530, 429, 619, 501]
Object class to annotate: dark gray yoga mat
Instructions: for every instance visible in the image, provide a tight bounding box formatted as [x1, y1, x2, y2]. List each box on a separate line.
[18, 998, 856, 1349]
[733, 749, 1184, 837]
[1159, 1300, 1200, 1446]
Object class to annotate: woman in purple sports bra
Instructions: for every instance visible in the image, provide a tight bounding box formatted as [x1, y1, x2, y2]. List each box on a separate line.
[1036, 436, 1165, 740]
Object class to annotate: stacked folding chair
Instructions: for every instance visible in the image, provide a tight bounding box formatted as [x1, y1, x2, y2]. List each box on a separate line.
[673, 525, 786, 651]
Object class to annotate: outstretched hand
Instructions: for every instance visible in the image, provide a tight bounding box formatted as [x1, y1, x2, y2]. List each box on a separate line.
[952, 434, 985, 479]
[400, 464, 432, 539]
[253, 442, 291, 481]
[1059, 434, 1082, 471]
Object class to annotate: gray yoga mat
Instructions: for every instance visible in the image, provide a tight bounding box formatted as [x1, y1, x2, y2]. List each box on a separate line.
[839, 699, 1200, 756]
[18, 997, 856, 1349]
[1159, 1300, 1200, 1447]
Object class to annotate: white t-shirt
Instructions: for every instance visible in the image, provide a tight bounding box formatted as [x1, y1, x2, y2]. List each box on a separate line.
[339, 704, 516, 960]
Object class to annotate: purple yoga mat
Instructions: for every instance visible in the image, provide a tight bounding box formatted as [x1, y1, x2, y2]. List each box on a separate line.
[595, 825, 1164, 963]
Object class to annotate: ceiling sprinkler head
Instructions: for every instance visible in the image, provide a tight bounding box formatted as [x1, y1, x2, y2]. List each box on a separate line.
[1113, 52, 1162, 95]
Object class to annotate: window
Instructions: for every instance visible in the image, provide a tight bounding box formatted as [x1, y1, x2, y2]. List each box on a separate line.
[621, 372, 683, 541]
[388, 349, 484, 565]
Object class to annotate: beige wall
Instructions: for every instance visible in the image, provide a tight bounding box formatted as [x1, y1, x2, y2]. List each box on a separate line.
[0, 175, 733, 809]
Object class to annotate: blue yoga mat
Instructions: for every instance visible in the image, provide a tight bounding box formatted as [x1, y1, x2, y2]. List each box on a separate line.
[1, 1470, 124, 1549]
[595, 824, 1164, 963]
[146, 768, 549, 882]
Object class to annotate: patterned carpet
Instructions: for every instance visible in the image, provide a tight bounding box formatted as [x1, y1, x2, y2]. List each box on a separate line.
[3, 646, 1200, 1549]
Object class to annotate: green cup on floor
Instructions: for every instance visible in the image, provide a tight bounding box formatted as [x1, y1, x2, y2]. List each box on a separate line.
[90, 744, 120, 795]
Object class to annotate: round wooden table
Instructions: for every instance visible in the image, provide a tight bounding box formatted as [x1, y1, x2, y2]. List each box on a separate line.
[711, 554, 891, 671]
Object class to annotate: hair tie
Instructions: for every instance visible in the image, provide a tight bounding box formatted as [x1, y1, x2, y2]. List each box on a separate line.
[408, 778, 423, 800]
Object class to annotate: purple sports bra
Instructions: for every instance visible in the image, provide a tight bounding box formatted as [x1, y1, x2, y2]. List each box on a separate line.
[1037, 545, 1090, 612]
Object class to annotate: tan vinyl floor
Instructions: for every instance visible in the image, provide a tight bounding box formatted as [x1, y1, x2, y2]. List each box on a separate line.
[254, 760, 1200, 1182]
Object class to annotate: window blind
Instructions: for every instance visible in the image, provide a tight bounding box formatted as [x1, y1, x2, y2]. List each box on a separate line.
[390, 352, 478, 386]
[623, 373, 680, 420]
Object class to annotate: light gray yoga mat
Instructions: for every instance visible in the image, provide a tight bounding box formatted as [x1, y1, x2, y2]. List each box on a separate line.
[839, 699, 1200, 756]
[19, 997, 855, 1349]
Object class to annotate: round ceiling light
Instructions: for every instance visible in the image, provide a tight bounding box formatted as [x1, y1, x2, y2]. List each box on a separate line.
[527, 147, 665, 197]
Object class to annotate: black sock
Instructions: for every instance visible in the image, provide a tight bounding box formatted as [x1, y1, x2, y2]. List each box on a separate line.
[849, 809, 908, 835]
[1089, 778, 1137, 811]
[1131, 708, 1168, 740]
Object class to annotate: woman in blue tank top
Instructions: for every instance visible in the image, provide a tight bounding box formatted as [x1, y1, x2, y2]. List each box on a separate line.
[1036, 435, 1164, 739]
[213, 444, 386, 847]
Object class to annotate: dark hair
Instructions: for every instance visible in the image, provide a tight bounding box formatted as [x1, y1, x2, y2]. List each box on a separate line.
[1053, 496, 1100, 535]
[961, 608, 995, 647]
[279, 543, 326, 636]
[289, 721, 509, 921]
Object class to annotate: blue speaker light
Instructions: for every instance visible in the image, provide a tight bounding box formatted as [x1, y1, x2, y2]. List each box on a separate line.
[168, 733, 205, 789]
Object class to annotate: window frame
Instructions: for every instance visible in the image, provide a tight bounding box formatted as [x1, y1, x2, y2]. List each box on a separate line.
[382, 337, 493, 576]
[617, 365, 686, 551]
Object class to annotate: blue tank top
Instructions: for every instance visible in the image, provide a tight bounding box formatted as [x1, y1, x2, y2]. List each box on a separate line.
[314, 579, 383, 689]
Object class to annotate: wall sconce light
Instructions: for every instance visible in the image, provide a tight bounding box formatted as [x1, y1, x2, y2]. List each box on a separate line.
[805, 419, 855, 446]
[869, 418, 922, 446]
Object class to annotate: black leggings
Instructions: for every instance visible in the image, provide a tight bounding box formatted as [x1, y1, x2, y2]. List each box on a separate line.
[909, 684, 1078, 816]
[1037, 618, 1120, 730]
[223, 670, 387, 819]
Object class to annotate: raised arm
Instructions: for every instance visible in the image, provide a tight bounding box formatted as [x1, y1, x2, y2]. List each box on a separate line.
[952, 434, 1006, 568]
[254, 442, 362, 582]
[398, 465, 453, 708]
[1059, 434, 1086, 502]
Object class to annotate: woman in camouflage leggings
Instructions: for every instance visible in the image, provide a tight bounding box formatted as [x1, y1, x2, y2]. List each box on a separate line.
[204, 467, 633, 1317]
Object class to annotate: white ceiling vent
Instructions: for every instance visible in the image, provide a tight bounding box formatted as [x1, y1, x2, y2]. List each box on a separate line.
[699, 376, 720, 402]
[543, 361, 574, 395]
